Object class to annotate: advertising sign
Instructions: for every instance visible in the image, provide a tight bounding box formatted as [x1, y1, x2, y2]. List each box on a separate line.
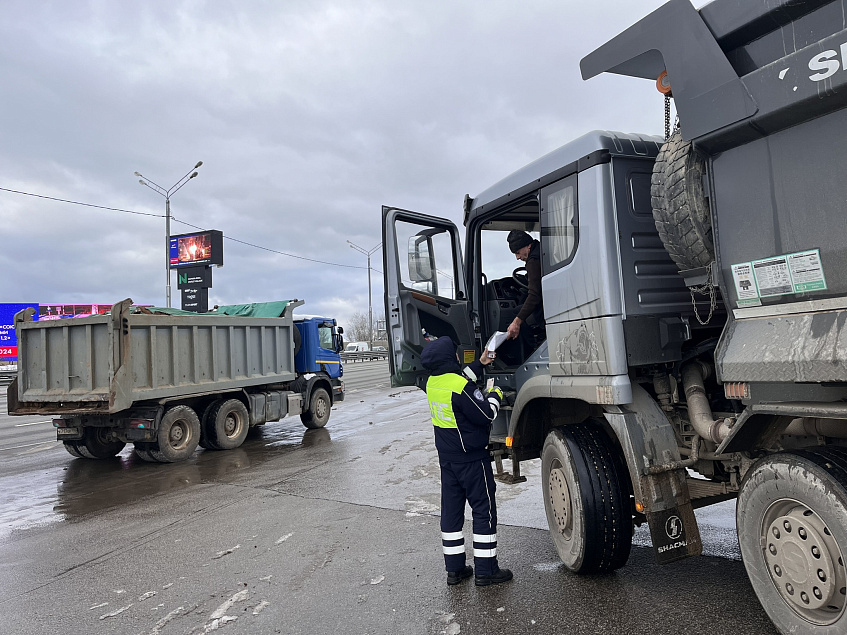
[0, 303, 39, 360]
[177, 265, 213, 289]
[169, 230, 224, 269]
[38, 303, 111, 320]
[181, 287, 209, 313]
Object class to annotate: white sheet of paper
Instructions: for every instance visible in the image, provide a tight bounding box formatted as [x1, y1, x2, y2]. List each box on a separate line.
[485, 331, 509, 352]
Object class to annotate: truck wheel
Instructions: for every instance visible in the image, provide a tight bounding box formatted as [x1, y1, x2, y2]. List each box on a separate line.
[204, 399, 250, 450]
[651, 129, 713, 271]
[300, 387, 331, 429]
[199, 400, 222, 449]
[133, 442, 158, 462]
[63, 442, 85, 458]
[149, 405, 201, 463]
[737, 448, 847, 633]
[541, 421, 633, 573]
[74, 428, 126, 459]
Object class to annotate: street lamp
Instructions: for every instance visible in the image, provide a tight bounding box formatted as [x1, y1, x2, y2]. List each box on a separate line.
[134, 161, 203, 307]
[347, 240, 382, 347]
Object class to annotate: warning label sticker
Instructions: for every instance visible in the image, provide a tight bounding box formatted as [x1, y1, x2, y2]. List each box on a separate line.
[753, 256, 793, 297]
[731, 263, 761, 307]
[787, 250, 827, 292]
[732, 249, 828, 307]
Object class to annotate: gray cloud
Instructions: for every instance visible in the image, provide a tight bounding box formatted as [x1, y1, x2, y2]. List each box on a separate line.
[0, 0, 693, 327]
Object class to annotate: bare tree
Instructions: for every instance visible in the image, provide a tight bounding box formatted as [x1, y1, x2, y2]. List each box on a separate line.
[345, 311, 370, 341]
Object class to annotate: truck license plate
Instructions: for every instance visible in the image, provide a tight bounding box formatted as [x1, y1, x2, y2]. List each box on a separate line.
[56, 427, 81, 438]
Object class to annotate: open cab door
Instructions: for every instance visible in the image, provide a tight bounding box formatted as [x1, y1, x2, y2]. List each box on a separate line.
[382, 206, 475, 387]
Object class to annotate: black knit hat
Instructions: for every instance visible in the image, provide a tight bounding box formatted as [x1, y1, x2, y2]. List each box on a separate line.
[507, 230, 533, 253]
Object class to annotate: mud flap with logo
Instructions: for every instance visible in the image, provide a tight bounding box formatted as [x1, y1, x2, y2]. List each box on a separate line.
[640, 468, 702, 564]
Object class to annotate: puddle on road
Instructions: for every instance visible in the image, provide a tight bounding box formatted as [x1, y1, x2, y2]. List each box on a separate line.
[0, 387, 423, 542]
[0, 423, 336, 541]
[0, 389, 427, 541]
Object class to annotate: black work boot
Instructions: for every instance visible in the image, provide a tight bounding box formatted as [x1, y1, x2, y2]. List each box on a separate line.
[447, 565, 473, 586]
[474, 567, 513, 587]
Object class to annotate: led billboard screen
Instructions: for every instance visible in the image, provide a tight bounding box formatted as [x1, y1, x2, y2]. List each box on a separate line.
[169, 230, 223, 268]
[0, 303, 39, 360]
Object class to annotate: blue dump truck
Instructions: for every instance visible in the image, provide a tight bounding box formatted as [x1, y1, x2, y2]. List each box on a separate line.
[7, 298, 344, 463]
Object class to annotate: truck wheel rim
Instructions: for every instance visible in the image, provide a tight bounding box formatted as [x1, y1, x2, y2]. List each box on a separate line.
[224, 413, 240, 437]
[315, 397, 328, 419]
[762, 498, 847, 625]
[169, 421, 188, 449]
[548, 463, 573, 538]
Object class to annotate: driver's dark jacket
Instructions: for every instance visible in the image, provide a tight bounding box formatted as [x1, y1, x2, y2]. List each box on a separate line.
[516, 240, 543, 323]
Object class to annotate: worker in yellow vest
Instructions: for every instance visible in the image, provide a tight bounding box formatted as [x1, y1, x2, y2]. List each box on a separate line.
[421, 336, 513, 587]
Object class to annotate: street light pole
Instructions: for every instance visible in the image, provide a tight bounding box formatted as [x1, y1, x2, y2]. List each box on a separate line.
[347, 240, 382, 347]
[134, 161, 203, 307]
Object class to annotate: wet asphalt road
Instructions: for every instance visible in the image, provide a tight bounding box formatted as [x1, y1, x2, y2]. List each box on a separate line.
[0, 362, 778, 635]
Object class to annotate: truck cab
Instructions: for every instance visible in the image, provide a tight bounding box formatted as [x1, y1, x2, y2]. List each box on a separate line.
[293, 316, 345, 405]
[384, 129, 699, 448]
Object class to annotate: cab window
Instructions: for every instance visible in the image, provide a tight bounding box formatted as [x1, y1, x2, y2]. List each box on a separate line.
[394, 219, 458, 299]
[318, 325, 333, 349]
[540, 174, 578, 272]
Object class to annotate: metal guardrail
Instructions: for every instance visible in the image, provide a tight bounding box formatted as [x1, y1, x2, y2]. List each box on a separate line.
[0, 370, 15, 388]
[340, 351, 389, 363]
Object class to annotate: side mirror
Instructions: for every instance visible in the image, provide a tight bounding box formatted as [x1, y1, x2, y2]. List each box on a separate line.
[407, 236, 434, 283]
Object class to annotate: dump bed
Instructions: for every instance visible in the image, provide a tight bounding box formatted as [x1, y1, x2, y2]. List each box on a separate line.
[582, 0, 847, 385]
[9, 298, 302, 414]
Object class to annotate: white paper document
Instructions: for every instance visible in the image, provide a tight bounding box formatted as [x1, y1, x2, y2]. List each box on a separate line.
[485, 331, 509, 352]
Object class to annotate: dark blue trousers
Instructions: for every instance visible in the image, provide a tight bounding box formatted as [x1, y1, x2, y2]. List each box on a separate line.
[439, 458, 499, 576]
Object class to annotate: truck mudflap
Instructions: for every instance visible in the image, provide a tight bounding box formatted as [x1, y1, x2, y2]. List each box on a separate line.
[640, 469, 703, 564]
[604, 383, 703, 564]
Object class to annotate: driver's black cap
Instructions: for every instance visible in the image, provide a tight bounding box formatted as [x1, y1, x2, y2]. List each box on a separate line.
[507, 230, 533, 253]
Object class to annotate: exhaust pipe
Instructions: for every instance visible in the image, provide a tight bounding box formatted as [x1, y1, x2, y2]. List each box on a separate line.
[681, 361, 732, 444]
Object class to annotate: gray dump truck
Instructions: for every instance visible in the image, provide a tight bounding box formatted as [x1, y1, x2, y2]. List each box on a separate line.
[382, 1, 847, 632]
[7, 298, 345, 463]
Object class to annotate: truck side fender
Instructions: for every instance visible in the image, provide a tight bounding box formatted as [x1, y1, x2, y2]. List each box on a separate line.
[603, 383, 703, 564]
[301, 373, 334, 406]
[507, 374, 551, 439]
[602, 383, 681, 503]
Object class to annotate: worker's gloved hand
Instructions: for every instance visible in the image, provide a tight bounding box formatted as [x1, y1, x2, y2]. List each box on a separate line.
[487, 386, 504, 401]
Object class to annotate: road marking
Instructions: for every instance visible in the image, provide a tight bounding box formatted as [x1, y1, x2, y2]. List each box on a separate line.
[14, 420, 52, 427]
[0, 440, 56, 451]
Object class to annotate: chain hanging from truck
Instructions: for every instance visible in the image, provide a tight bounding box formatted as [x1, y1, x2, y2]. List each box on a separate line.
[689, 262, 716, 325]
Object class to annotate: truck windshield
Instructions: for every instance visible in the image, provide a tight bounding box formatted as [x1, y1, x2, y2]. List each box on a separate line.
[319, 326, 333, 350]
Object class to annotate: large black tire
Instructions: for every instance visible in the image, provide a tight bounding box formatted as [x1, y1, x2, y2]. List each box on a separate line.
[737, 448, 847, 634]
[651, 129, 713, 271]
[133, 442, 158, 463]
[541, 421, 633, 573]
[203, 399, 250, 450]
[71, 428, 126, 459]
[199, 400, 222, 449]
[149, 405, 201, 463]
[63, 441, 85, 458]
[300, 387, 331, 429]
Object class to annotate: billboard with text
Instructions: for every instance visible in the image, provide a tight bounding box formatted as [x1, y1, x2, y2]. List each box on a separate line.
[0, 303, 39, 360]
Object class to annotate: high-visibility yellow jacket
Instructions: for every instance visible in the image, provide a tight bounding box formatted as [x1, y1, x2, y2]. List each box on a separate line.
[425, 359, 503, 463]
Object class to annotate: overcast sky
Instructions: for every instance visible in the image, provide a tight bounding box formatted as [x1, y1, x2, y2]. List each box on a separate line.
[0, 0, 701, 329]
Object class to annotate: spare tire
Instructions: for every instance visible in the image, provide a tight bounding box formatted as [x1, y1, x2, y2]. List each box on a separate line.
[650, 130, 714, 272]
